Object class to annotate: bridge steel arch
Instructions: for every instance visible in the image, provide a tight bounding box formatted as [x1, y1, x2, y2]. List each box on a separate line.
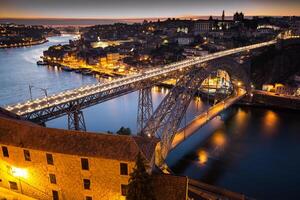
[206, 57, 251, 91]
[142, 58, 250, 169]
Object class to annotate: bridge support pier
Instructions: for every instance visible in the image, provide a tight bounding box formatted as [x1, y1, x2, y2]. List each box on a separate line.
[67, 110, 86, 131]
[137, 87, 153, 136]
[38, 121, 46, 127]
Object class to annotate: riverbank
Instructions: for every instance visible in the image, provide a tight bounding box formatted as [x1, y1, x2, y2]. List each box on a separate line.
[0, 38, 49, 49]
[238, 90, 300, 111]
[161, 81, 300, 111]
[38, 58, 131, 79]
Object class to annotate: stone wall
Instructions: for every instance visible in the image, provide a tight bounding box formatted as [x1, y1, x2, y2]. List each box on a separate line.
[251, 93, 300, 110]
[0, 144, 134, 200]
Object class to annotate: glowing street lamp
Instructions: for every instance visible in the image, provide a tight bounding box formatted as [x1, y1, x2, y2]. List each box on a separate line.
[10, 166, 28, 194]
[11, 167, 28, 178]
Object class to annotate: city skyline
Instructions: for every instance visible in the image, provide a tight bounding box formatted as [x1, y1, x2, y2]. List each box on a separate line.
[1, 0, 300, 199]
[1, 0, 300, 19]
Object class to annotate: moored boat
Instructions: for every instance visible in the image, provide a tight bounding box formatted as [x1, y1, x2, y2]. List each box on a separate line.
[82, 69, 93, 75]
[36, 60, 48, 65]
[61, 66, 73, 71]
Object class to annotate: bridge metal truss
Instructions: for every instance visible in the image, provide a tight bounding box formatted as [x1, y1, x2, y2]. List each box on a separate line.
[22, 69, 187, 125]
[143, 57, 251, 167]
[142, 65, 211, 164]
[9, 37, 285, 126]
[137, 87, 153, 135]
[67, 109, 86, 131]
[18, 52, 254, 131]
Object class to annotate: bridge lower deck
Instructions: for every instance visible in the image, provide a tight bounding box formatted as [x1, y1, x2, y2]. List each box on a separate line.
[171, 90, 246, 149]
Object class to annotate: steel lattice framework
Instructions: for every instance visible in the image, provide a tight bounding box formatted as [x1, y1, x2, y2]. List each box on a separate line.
[142, 58, 252, 168]
[68, 110, 86, 131]
[142, 66, 210, 164]
[16, 69, 183, 125]
[137, 87, 153, 135]
[6, 37, 286, 126]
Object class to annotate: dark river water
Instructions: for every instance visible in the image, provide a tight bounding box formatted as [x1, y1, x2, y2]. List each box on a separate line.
[0, 35, 299, 200]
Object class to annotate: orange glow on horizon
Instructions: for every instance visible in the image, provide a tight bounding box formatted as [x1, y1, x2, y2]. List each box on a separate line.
[1, 8, 300, 20]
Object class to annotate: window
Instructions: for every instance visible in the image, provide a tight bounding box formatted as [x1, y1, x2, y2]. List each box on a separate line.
[49, 174, 56, 184]
[86, 196, 92, 200]
[2, 146, 9, 157]
[83, 179, 90, 190]
[121, 184, 128, 196]
[81, 158, 89, 170]
[46, 153, 54, 165]
[9, 181, 18, 190]
[52, 190, 59, 200]
[120, 163, 128, 175]
[24, 149, 31, 161]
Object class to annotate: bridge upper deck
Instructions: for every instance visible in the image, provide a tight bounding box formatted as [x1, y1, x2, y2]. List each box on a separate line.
[4, 38, 292, 119]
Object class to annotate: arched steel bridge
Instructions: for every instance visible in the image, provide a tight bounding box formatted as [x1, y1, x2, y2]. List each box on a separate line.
[4, 36, 298, 131]
[3, 35, 300, 169]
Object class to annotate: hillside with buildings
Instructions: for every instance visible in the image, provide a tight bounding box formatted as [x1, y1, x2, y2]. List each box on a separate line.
[251, 44, 300, 88]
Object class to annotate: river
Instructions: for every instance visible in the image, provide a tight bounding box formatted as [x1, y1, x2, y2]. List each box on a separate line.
[0, 35, 300, 199]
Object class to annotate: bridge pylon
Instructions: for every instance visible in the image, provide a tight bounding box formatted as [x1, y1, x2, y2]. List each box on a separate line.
[67, 110, 86, 131]
[137, 87, 153, 136]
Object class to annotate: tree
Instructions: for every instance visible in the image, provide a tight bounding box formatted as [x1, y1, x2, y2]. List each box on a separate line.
[116, 126, 131, 135]
[127, 152, 155, 200]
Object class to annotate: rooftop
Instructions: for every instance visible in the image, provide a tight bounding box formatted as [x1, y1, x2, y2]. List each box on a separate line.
[0, 115, 158, 162]
[152, 174, 188, 200]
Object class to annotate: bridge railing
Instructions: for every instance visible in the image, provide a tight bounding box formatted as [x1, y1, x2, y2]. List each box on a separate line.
[6, 37, 295, 117]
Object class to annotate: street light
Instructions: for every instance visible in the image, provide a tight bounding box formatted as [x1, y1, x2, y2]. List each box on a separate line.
[11, 167, 28, 178]
[39, 88, 48, 99]
[11, 166, 27, 194]
[28, 85, 49, 104]
[29, 84, 34, 101]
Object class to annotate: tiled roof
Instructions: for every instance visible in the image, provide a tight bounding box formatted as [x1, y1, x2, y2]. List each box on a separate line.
[0, 116, 158, 162]
[152, 174, 188, 200]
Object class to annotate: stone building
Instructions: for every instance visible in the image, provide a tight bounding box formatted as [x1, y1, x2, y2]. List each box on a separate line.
[0, 115, 158, 200]
[0, 110, 247, 200]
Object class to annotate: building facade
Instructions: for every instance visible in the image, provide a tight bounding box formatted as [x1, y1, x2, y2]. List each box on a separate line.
[0, 116, 157, 200]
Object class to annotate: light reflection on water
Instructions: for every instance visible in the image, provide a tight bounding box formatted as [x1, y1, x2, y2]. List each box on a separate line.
[262, 110, 279, 135]
[168, 106, 300, 200]
[198, 149, 208, 165]
[211, 130, 227, 148]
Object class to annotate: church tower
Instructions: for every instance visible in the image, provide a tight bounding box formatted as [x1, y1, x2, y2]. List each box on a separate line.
[222, 10, 225, 21]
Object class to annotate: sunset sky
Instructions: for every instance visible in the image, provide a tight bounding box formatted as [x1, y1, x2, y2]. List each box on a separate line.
[1, 0, 300, 19]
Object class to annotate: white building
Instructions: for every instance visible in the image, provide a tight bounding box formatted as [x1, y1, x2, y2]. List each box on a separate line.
[176, 37, 194, 46]
[194, 21, 212, 34]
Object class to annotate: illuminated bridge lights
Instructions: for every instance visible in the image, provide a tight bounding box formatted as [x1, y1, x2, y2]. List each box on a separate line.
[5, 36, 299, 118]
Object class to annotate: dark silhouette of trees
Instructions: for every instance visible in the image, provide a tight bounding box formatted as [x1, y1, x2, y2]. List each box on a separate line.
[127, 152, 156, 200]
[116, 126, 132, 135]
